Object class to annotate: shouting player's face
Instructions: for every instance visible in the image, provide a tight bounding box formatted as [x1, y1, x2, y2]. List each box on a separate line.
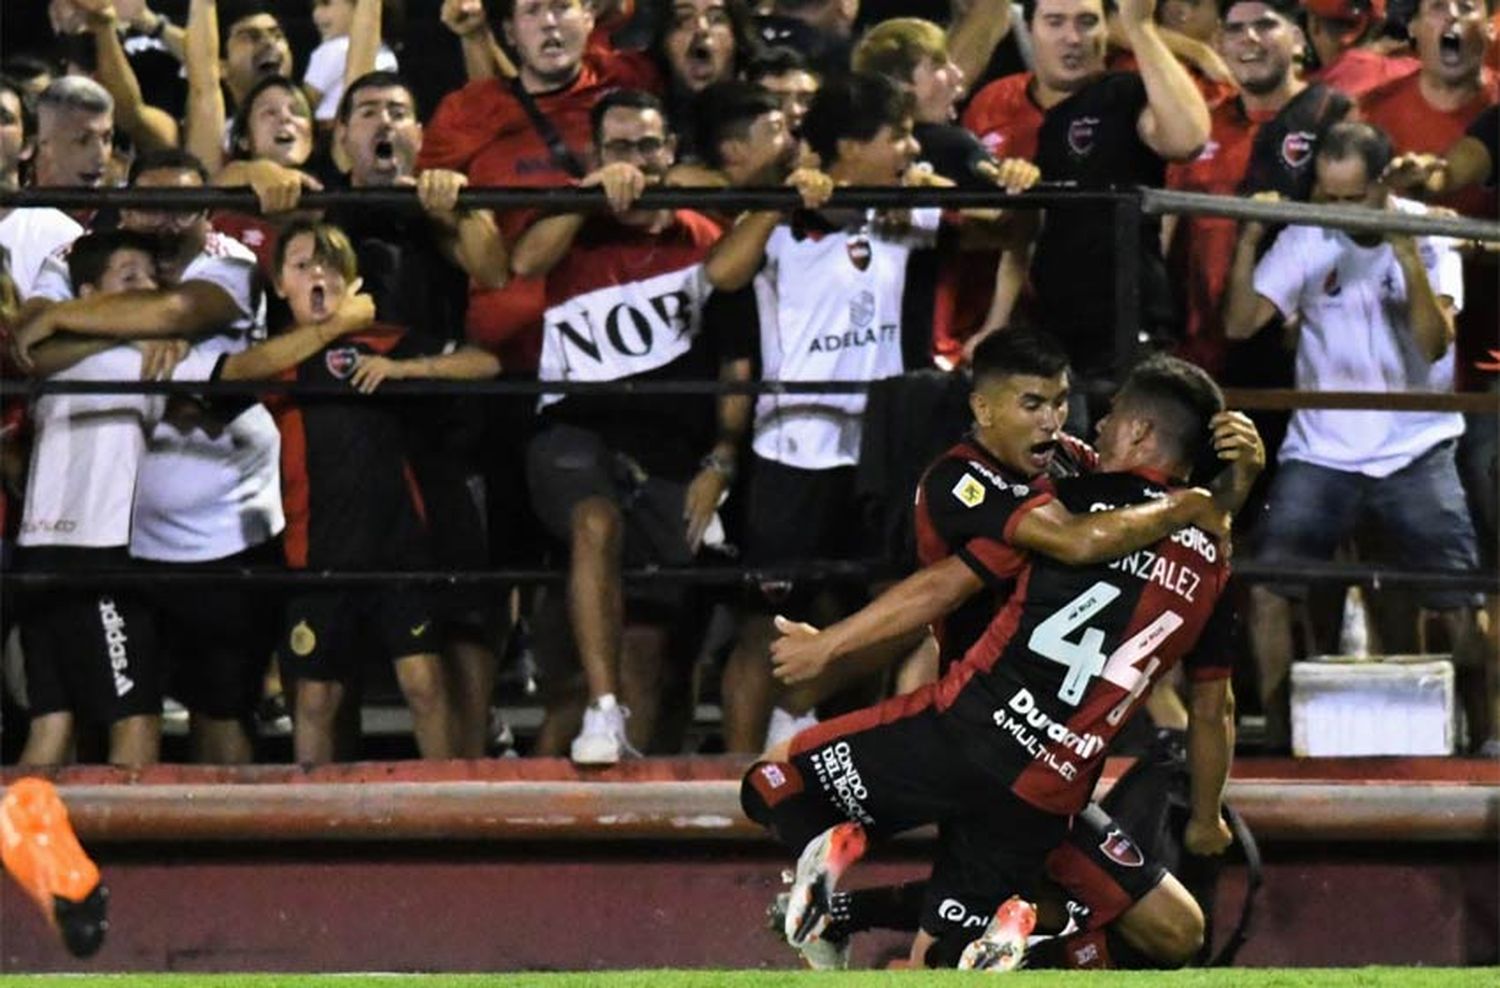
[970, 371, 1071, 476]
[1030, 0, 1108, 94]
[277, 232, 350, 326]
[506, 0, 594, 89]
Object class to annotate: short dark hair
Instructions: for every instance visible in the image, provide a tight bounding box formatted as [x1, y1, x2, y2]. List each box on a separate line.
[1217, 0, 1300, 18]
[746, 45, 812, 82]
[800, 73, 912, 170]
[1114, 355, 1225, 474]
[1316, 120, 1394, 182]
[1023, 0, 1107, 24]
[694, 81, 782, 169]
[590, 88, 669, 145]
[128, 147, 211, 186]
[66, 229, 161, 293]
[218, 0, 282, 58]
[1, 55, 56, 88]
[229, 75, 311, 161]
[337, 70, 419, 125]
[971, 329, 1071, 388]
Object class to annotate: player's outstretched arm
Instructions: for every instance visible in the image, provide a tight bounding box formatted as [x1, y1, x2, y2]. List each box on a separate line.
[1009, 484, 1224, 567]
[771, 556, 984, 685]
[1185, 677, 1235, 855]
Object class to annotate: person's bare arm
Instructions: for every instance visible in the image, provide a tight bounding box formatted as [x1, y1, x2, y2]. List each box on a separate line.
[441, 0, 516, 80]
[1223, 214, 1281, 339]
[415, 169, 509, 289]
[946, 0, 1014, 90]
[75, 0, 179, 151]
[771, 556, 985, 685]
[349, 344, 501, 393]
[1390, 234, 1455, 362]
[221, 284, 376, 380]
[683, 356, 752, 551]
[343, 0, 384, 97]
[706, 168, 834, 290]
[184, 0, 228, 175]
[1184, 677, 1235, 855]
[1121, 0, 1211, 160]
[1009, 485, 1222, 565]
[12, 282, 242, 367]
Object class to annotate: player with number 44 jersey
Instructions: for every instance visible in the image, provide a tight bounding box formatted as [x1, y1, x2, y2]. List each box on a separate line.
[741, 355, 1248, 968]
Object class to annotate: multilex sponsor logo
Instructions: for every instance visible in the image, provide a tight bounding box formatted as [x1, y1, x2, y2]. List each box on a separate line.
[99, 596, 134, 697]
[992, 688, 1105, 781]
[811, 741, 876, 826]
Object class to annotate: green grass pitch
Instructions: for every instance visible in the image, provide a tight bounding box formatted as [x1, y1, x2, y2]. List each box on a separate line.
[1, 970, 1496, 987]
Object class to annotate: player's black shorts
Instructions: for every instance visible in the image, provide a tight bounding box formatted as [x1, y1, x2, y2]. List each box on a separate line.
[279, 587, 437, 684]
[142, 539, 281, 721]
[747, 689, 1069, 929]
[18, 546, 164, 724]
[743, 455, 865, 614]
[1043, 803, 1169, 930]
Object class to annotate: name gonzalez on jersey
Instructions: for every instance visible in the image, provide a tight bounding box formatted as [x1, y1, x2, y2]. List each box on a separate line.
[1089, 494, 1217, 603]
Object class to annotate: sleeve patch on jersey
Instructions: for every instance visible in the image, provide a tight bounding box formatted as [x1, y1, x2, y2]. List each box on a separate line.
[952, 473, 987, 508]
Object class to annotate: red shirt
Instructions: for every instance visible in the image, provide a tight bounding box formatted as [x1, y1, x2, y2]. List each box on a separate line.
[1361, 69, 1499, 218]
[1165, 100, 1271, 375]
[418, 41, 660, 372]
[1312, 47, 1420, 99]
[962, 71, 1045, 161]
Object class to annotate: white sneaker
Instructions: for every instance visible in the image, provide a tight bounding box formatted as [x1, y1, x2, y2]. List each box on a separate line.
[570, 699, 639, 765]
[766, 706, 819, 751]
[784, 821, 867, 949]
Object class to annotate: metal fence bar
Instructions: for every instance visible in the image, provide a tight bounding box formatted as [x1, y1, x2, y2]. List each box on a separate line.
[3, 560, 1493, 592]
[4, 378, 1495, 413]
[1141, 187, 1500, 243]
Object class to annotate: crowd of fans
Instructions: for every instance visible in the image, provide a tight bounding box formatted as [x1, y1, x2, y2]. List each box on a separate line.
[0, 0, 1494, 767]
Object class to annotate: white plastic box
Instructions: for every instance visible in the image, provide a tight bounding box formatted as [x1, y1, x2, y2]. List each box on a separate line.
[1290, 655, 1455, 757]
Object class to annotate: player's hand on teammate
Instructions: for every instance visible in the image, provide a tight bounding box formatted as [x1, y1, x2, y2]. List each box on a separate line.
[770, 614, 834, 685]
[786, 167, 835, 210]
[1184, 812, 1233, 856]
[1182, 487, 1232, 541]
[134, 338, 190, 380]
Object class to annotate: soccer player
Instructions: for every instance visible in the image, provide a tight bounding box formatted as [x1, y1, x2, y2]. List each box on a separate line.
[1165, 0, 1353, 376]
[742, 356, 1245, 970]
[768, 332, 1261, 969]
[1, 778, 107, 958]
[510, 88, 753, 762]
[267, 221, 500, 764]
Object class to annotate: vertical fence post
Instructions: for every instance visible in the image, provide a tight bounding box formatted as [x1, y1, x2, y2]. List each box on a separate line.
[1113, 191, 1144, 381]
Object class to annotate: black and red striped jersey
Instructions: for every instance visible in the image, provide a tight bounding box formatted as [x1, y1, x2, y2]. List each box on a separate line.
[935, 467, 1233, 816]
[268, 324, 446, 570]
[913, 433, 1099, 670]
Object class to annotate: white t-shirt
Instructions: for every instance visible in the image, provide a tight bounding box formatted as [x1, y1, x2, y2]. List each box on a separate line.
[304, 36, 400, 121]
[752, 208, 940, 470]
[1254, 196, 1466, 478]
[0, 208, 82, 300]
[19, 346, 163, 549]
[33, 232, 285, 561]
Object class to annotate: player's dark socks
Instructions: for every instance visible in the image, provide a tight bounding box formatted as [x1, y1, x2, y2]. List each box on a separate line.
[1026, 927, 1164, 970]
[829, 880, 927, 936]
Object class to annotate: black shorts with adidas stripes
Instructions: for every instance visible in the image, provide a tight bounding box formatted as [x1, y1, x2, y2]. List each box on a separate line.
[18, 546, 165, 724]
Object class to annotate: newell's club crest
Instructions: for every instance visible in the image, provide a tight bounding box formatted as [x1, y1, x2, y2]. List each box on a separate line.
[1099, 827, 1145, 868]
[325, 346, 361, 380]
[847, 233, 872, 271]
[1281, 130, 1314, 169]
[1068, 116, 1100, 157]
